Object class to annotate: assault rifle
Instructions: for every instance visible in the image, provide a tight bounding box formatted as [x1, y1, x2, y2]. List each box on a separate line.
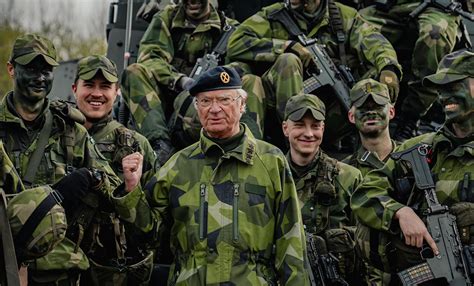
[268, 8, 354, 112]
[410, 0, 474, 20]
[305, 231, 348, 286]
[189, 24, 236, 79]
[298, 34, 354, 111]
[391, 144, 472, 285]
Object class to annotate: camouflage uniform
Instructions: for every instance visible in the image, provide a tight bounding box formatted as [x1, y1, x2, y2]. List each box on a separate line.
[73, 56, 157, 285]
[351, 50, 474, 284]
[359, 1, 463, 137]
[111, 123, 309, 285]
[227, 2, 402, 146]
[283, 94, 363, 283]
[3, 34, 121, 286]
[121, 3, 265, 151]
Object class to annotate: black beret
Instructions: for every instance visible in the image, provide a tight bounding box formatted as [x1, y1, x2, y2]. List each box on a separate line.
[188, 66, 242, 96]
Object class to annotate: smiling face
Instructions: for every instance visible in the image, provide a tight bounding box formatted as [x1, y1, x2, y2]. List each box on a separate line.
[349, 97, 394, 138]
[73, 73, 118, 124]
[438, 78, 474, 137]
[283, 113, 325, 161]
[183, 0, 210, 20]
[195, 89, 246, 139]
[8, 56, 54, 103]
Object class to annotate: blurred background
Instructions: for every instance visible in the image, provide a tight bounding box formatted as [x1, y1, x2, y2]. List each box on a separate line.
[0, 0, 111, 96]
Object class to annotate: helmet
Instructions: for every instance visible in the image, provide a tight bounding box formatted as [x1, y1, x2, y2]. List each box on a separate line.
[7, 186, 67, 261]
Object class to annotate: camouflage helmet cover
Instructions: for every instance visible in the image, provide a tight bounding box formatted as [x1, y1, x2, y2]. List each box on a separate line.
[423, 49, 474, 86]
[350, 79, 391, 107]
[10, 33, 59, 66]
[7, 186, 67, 259]
[76, 55, 119, 83]
[284, 93, 326, 121]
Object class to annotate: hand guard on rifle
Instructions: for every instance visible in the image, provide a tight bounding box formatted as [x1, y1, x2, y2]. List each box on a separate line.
[379, 68, 400, 103]
[285, 41, 313, 68]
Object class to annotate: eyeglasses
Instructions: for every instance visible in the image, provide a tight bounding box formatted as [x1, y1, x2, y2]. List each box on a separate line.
[196, 94, 242, 108]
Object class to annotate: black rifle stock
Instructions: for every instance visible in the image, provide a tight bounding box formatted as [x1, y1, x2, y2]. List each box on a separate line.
[297, 34, 354, 112]
[391, 144, 472, 285]
[305, 231, 348, 286]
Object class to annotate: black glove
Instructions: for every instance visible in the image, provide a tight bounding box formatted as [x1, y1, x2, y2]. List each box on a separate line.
[52, 168, 94, 211]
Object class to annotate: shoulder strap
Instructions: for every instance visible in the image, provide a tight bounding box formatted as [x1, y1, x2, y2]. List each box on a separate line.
[327, 0, 347, 65]
[268, 6, 304, 39]
[15, 190, 62, 260]
[23, 111, 53, 186]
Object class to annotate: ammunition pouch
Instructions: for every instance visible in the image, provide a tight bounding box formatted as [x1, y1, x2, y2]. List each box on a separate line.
[87, 250, 153, 286]
[451, 202, 474, 245]
[324, 227, 357, 278]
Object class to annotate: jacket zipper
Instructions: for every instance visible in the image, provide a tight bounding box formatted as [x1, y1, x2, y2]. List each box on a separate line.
[199, 183, 207, 240]
[233, 183, 240, 241]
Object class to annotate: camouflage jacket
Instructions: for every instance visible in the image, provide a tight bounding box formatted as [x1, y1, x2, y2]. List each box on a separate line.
[88, 115, 157, 185]
[343, 140, 398, 177]
[288, 150, 362, 235]
[351, 129, 474, 233]
[0, 141, 24, 194]
[227, 2, 401, 78]
[0, 92, 121, 272]
[112, 124, 309, 285]
[138, 3, 239, 91]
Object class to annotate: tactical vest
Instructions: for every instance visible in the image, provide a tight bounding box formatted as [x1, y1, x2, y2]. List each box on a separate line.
[0, 100, 83, 187]
[92, 120, 139, 176]
[81, 121, 152, 285]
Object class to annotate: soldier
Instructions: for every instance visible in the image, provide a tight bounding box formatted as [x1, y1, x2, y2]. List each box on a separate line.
[121, 0, 265, 159]
[111, 66, 310, 285]
[345, 79, 398, 176]
[2, 33, 121, 285]
[343, 79, 398, 284]
[351, 49, 473, 285]
[358, 0, 467, 141]
[282, 93, 363, 284]
[227, 0, 402, 148]
[72, 55, 156, 285]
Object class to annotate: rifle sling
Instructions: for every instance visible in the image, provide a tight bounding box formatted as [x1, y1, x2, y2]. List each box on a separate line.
[23, 110, 53, 186]
[268, 8, 304, 38]
[327, 0, 347, 65]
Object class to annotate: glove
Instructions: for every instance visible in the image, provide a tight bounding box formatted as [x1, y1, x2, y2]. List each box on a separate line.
[285, 41, 313, 68]
[177, 76, 195, 92]
[52, 168, 95, 211]
[379, 69, 399, 103]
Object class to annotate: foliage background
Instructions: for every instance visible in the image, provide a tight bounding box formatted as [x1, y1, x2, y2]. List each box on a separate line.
[0, 0, 110, 97]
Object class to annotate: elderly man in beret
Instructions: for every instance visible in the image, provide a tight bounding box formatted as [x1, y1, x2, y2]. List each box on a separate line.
[111, 66, 309, 285]
[282, 93, 362, 284]
[351, 49, 474, 284]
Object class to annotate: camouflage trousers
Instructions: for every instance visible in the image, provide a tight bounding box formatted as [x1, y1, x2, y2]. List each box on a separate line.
[120, 62, 172, 145]
[359, 4, 461, 119]
[262, 53, 353, 147]
[168, 73, 265, 148]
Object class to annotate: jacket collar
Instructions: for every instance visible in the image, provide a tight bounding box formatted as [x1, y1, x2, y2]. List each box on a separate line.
[192, 124, 257, 165]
